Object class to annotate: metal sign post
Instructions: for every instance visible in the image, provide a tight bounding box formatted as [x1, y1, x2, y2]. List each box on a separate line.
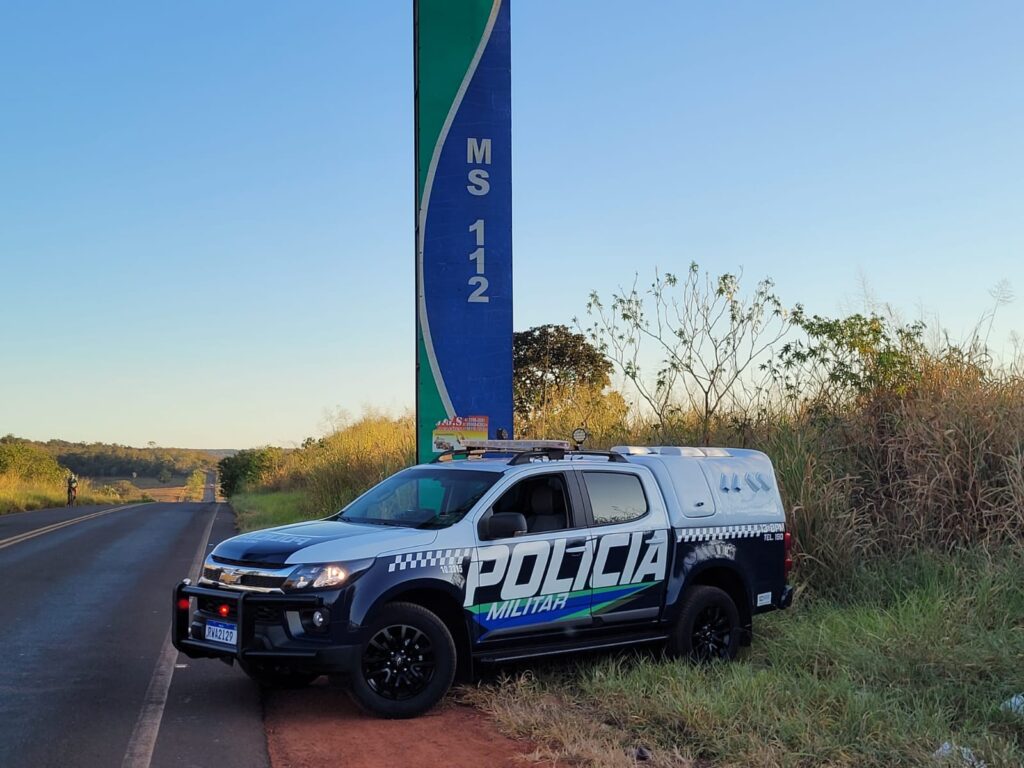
[414, 0, 513, 463]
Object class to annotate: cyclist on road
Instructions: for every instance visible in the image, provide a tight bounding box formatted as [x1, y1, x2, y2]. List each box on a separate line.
[67, 473, 78, 506]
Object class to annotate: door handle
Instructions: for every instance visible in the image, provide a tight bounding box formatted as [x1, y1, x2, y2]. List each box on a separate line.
[565, 537, 588, 554]
[644, 530, 667, 545]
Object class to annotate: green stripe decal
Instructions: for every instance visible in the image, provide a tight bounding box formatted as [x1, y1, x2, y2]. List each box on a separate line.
[416, 331, 448, 462]
[469, 581, 658, 621]
[416, 0, 494, 205]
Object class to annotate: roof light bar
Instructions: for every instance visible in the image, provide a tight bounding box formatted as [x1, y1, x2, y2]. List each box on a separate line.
[459, 439, 571, 451]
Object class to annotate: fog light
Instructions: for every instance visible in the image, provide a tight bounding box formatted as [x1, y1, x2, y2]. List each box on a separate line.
[311, 609, 327, 628]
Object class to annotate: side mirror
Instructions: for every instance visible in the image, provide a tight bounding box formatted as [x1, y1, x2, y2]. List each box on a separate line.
[485, 512, 528, 540]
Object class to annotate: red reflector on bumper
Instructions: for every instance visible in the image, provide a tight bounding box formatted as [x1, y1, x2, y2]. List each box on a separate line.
[177, 598, 190, 611]
[218, 604, 230, 618]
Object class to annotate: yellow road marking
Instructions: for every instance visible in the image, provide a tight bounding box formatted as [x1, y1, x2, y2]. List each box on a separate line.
[0, 503, 148, 551]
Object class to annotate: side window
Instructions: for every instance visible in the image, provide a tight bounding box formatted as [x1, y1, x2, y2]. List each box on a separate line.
[491, 473, 574, 534]
[583, 472, 648, 525]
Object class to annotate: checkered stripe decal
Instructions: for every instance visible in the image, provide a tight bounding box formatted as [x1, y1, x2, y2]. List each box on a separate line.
[677, 523, 785, 542]
[388, 548, 473, 573]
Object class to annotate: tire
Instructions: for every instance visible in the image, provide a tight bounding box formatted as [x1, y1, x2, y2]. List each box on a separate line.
[348, 602, 456, 719]
[667, 585, 741, 662]
[239, 660, 320, 689]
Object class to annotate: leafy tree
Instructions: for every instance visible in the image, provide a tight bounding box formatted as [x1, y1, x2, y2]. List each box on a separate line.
[0, 442, 65, 483]
[35, 440, 211, 479]
[768, 310, 926, 408]
[515, 382, 630, 446]
[585, 264, 791, 445]
[218, 448, 283, 497]
[184, 469, 207, 501]
[513, 324, 612, 425]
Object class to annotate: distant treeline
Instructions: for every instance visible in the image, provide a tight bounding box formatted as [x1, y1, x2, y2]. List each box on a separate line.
[0, 435, 216, 479]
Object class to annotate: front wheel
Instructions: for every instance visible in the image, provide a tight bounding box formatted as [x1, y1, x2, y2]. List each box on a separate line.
[349, 602, 456, 718]
[667, 585, 740, 662]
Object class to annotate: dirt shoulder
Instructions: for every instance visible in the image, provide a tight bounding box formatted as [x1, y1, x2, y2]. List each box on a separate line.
[264, 680, 553, 768]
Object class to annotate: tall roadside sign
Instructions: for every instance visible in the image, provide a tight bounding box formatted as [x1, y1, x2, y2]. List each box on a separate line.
[415, 0, 513, 462]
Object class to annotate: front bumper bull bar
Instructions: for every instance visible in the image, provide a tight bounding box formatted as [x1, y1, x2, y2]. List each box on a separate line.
[172, 580, 353, 667]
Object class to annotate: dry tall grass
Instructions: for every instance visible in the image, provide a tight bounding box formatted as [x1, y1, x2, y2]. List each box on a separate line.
[0, 474, 115, 513]
[260, 411, 415, 515]
[862, 357, 1024, 549]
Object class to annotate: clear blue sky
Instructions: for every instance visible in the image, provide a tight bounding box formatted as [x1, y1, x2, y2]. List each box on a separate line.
[2, 1, 1021, 448]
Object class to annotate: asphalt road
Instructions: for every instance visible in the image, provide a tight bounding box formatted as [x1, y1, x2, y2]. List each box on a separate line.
[0, 487, 269, 768]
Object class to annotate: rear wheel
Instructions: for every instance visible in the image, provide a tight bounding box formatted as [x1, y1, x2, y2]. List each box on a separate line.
[349, 602, 456, 719]
[668, 585, 740, 662]
[239, 660, 319, 689]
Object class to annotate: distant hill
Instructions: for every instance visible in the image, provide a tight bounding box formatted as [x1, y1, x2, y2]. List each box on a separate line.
[198, 449, 237, 461]
[0, 435, 214, 480]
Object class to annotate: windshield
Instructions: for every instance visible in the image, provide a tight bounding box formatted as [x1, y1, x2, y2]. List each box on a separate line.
[335, 468, 499, 529]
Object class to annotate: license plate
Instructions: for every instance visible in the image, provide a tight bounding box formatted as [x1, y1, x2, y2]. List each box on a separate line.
[204, 619, 237, 646]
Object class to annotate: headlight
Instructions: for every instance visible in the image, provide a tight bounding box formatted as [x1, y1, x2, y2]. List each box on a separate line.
[283, 563, 349, 591]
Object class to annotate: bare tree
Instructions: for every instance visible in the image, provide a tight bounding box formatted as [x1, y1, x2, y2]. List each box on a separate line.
[582, 263, 791, 445]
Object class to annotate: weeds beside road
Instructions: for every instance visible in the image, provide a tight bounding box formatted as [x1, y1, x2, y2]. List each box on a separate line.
[0, 475, 121, 513]
[0, 440, 157, 513]
[231, 490, 316, 532]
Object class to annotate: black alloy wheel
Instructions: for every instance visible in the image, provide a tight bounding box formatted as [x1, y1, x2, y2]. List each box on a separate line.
[349, 602, 456, 718]
[668, 585, 740, 662]
[690, 603, 733, 661]
[362, 623, 436, 700]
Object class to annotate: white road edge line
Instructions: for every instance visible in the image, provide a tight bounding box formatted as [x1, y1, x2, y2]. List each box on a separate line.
[121, 503, 220, 768]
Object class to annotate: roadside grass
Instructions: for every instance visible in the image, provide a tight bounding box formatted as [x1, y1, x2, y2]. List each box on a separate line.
[64, 476, 182, 503]
[139, 484, 188, 503]
[92, 474, 189, 490]
[0, 474, 118, 513]
[231, 490, 320, 532]
[464, 550, 1024, 768]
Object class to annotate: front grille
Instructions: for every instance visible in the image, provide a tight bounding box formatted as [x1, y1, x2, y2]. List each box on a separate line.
[202, 564, 289, 591]
[240, 574, 287, 589]
[212, 554, 285, 569]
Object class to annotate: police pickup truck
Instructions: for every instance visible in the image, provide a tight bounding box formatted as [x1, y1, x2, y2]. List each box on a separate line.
[173, 441, 793, 718]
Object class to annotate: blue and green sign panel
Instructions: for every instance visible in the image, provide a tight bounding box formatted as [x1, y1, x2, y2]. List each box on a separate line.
[415, 0, 513, 462]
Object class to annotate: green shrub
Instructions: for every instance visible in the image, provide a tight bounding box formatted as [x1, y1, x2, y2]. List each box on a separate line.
[218, 447, 285, 497]
[0, 442, 65, 483]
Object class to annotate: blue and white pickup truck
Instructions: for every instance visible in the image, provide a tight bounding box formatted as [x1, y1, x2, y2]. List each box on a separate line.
[173, 441, 793, 717]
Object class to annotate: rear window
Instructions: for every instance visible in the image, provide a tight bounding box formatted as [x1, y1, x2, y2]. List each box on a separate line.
[582, 472, 648, 525]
